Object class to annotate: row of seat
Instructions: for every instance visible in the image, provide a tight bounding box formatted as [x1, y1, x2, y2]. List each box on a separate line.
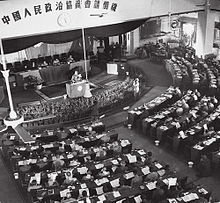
[1, 121, 214, 203]
[127, 55, 220, 174]
[0, 51, 86, 73]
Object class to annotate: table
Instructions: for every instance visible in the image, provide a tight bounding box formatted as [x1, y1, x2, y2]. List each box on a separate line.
[15, 60, 90, 86]
[40, 64, 70, 85]
[66, 80, 86, 98]
[69, 60, 90, 72]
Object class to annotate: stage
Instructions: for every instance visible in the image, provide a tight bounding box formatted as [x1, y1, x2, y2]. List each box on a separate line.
[0, 68, 120, 110]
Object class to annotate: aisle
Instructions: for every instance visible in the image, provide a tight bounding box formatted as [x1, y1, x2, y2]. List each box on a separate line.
[0, 155, 25, 203]
[127, 58, 172, 87]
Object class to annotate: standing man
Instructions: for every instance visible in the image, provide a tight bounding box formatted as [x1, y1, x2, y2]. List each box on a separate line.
[133, 78, 140, 100]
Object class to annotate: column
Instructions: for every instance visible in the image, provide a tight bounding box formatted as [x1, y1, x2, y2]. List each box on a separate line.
[0, 38, 18, 119]
[195, 9, 215, 57]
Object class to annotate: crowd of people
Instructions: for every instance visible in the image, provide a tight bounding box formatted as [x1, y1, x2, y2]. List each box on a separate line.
[1, 122, 215, 203]
[128, 51, 220, 178]
[17, 78, 135, 123]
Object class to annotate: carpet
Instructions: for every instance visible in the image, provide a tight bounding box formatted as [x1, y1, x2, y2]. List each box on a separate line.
[0, 89, 42, 108]
[40, 83, 66, 99]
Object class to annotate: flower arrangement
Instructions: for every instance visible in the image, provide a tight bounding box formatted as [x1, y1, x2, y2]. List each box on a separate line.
[24, 75, 44, 88]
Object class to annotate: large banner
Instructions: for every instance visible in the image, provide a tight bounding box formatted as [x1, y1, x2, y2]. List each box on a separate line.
[0, 0, 152, 40]
[0, 0, 204, 40]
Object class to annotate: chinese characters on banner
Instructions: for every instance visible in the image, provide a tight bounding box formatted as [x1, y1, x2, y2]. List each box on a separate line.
[1, 0, 118, 25]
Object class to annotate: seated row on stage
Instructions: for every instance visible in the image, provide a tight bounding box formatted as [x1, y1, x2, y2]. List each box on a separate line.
[2, 50, 94, 73]
[1, 121, 214, 203]
[15, 60, 90, 87]
[127, 55, 220, 175]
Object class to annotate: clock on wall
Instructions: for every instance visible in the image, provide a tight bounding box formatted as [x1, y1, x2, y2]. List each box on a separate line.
[57, 13, 71, 27]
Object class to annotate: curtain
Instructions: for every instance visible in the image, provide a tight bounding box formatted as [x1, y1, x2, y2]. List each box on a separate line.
[24, 42, 72, 60]
[2, 19, 148, 54]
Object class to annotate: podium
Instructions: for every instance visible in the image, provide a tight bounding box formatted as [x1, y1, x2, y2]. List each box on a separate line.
[107, 63, 118, 75]
[66, 80, 86, 98]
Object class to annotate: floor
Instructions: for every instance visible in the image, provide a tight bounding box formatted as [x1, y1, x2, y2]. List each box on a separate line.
[0, 59, 220, 202]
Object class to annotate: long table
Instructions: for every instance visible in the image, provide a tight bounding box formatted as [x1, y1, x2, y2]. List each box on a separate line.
[15, 60, 90, 86]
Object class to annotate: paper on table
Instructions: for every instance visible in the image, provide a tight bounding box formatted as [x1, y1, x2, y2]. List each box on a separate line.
[113, 191, 121, 198]
[134, 195, 142, 203]
[182, 193, 199, 202]
[175, 122, 181, 129]
[18, 161, 24, 166]
[155, 162, 163, 169]
[126, 154, 137, 163]
[141, 166, 150, 175]
[9, 136, 15, 140]
[95, 163, 104, 170]
[137, 149, 146, 155]
[146, 181, 157, 190]
[84, 137, 90, 141]
[179, 131, 187, 139]
[168, 198, 178, 203]
[116, 199, 126, 203]
[81, 183, 87, 189]
[110, 178, 120, 188]
[96, 186, 104, 195]
[124, 172, 134, 179]
[111, 160, 119, 165]
[60, 189, 70, 197]
[47, 131, 53, 136]
[198, 188, 208, 195]
[95, 177, 109, 186]
[77, 167, 88, 174]
[168, 177, 177, 187]
[157, 169, 166, 177]
[35, 173, 41, 185]
[67, 154, 74, 159]
[121, 140, 130, 147]
[42, 143, 53, 149]
[98, 194, 106, 201]
[69, 128, 77, 133]
[203, 124, 208, 130]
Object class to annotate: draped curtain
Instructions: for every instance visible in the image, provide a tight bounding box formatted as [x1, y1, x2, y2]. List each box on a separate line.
[2, 19, 148, 54]
[25, 42, 73, 60]
[2, 50, 27, 63]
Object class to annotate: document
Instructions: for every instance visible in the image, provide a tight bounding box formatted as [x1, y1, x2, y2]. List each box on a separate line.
[77, 167, 88, 174]
[98, 194, 106, 201]
[141, 166, 150, 175]
[111, 159, 119, 165]
[69, 128, 77, 133]
[124, 172, 135, 179]
[95, 163, 104, 170]
[96, 186, 104, 195]
[110, 178, 120, 188]
[126, 154, 137, 163]
[134, 195, 142, 203]
[113, 191, 121, 198]
[137, 149, 146, 155]
[168, 177, 177, 187]
[60, 189, 70, 197]
[146, 181, 157, 190]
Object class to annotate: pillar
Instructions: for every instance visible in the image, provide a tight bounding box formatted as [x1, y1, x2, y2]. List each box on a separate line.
[195, 9, 215, 57]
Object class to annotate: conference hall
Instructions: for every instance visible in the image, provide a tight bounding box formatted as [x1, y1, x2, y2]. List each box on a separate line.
[0, 0, 220, 202]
